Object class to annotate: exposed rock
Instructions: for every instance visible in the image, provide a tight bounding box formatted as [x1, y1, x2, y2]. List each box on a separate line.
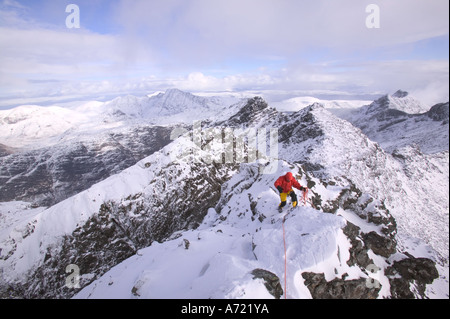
[302, 272, 380, 299]
[342, 222, 373, 269]
[362, 231, 397, 258]
[183, 239, 190, 250]
[427, 102, 449, 122]
[0, 125, 176, 206]
[223, 97, 273, 127]
[251, 268, 283, 299]
[386, 256, 439, 299]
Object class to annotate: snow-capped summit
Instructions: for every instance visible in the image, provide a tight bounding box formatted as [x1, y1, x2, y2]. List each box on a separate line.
[391, 89, 408, 98]
[103, 89, 243, 124]
[336, 91, 449, 154]
[369, 90, 430, 115]
[272, 96, 371, 113]
[0, 89, 244, 150]
[0, 89, 243, 206]
[0, 90, 448, 300]
[0, 105, 90, 149]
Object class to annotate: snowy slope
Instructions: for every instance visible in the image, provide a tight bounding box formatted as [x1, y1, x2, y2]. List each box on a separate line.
[0, 90, 245, 206]
[72, 160, 365, 299]
[74, 198, 348, 299]
[386, 90, 430, 114]
[0, 105, 91, 149]
[275, 103, 449, 262]
[272, 96, 372, 113]
[0, 123, 178, 206]
[333, 91, 449, 154]
[0, 132, 241, 297]
[0, 89, 244, 150]
[0, 90, 448, 299]
[99, 88, 244, 125]
[73, 157, 446, 299]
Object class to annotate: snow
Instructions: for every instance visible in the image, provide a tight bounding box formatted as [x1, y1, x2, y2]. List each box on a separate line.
[0, 149, 158, 282]
[388, 90, 430, 114]
[278, 103, 449, 262]
[0, 88, 448, 299]
[272, 96, 371, 113]
[0, 201, 45, 246]
[0, 105, 89, 149]
[74, 201, 348, 299]
[332, 92, 449, 154]
[71, 158, 370, 299]
[0, 89, 244, 150]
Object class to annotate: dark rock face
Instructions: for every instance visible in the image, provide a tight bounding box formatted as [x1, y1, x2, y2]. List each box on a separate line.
[16, 206, 138, 299]
[3, 158, 238, 299]
[251, 268, 283, 299]
[392, 90, 409, 98]
[302, 272, 380, 299]
[386, 257, 439, 299]
[343, 222, 373, 269]
[427, 102, 449, 123]
[0, 125, 176, 206]
[278, 104, 325, 147]
[362, 231, 396, 258]
[224, 97, 272, 127]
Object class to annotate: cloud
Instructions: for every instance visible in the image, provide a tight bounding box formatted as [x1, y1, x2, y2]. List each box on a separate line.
[113, 0, 449, 66]
[0, 0, 448, 108]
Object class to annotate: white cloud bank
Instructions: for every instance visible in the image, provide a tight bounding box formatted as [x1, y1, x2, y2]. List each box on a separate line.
[0, 0, 448, 108]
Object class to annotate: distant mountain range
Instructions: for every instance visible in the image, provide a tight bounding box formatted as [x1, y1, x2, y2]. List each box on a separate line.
[0, 89, 448, 299]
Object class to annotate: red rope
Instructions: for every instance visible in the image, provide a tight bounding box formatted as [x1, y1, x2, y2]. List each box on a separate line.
[281, 188, 316, 300]
[301, 188, 316, 209]
[282, 214, 287, 299]
[301, 188, 308, 205]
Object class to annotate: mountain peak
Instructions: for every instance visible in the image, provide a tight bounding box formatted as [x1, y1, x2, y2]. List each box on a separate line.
[222, 96, 275, 127]
[392, 90, 409, 98]
[163, 88, 191, 97]
[305, 102, 325, 112]
[369, 90, 429, 114]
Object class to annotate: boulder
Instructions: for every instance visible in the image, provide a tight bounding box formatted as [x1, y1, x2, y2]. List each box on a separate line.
[386, 256, 439, 298]
[251, 268, 283, 299]
[302, 272, 380, 299]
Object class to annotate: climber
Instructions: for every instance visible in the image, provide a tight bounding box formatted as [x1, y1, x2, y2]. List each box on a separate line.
[274, 172, 307, 208]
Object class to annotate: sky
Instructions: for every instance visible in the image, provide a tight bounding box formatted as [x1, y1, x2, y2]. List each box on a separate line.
[0, 0, 448, 109]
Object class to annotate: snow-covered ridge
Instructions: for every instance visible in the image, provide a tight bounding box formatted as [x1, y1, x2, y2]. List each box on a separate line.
[0, 89, 448, 299]
[0, 89, 246, 206]
[334, 90, 449, 154]
[0, 105, 90, 149]
[271, 96, 372, 112]
[385, 90, 430, 114]
[0, 89, 244, 150]
[276, 103, 449, 262]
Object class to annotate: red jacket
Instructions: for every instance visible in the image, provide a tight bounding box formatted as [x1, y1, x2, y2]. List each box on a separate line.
[274, 172, 302, 193]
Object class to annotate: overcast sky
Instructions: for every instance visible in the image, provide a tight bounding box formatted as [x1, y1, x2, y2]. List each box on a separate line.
[0, 0, 448, 108]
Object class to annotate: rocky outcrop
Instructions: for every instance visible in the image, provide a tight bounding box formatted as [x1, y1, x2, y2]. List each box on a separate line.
[426, 102, 449, 122]
[251, 268, 283, 299]
[2, 155, 238, 298]
[386, 256, 439, 299]
[1, 94, 446, 299]
[0, 125, 176, 206]
[342, 222, 373, 269]
[302, 272, 380, 299]
[362, 231, 396, 258]
[222, 97, 276, 128]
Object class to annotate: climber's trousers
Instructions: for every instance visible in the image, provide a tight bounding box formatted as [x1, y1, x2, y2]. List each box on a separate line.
[279, 190, 297, 207]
